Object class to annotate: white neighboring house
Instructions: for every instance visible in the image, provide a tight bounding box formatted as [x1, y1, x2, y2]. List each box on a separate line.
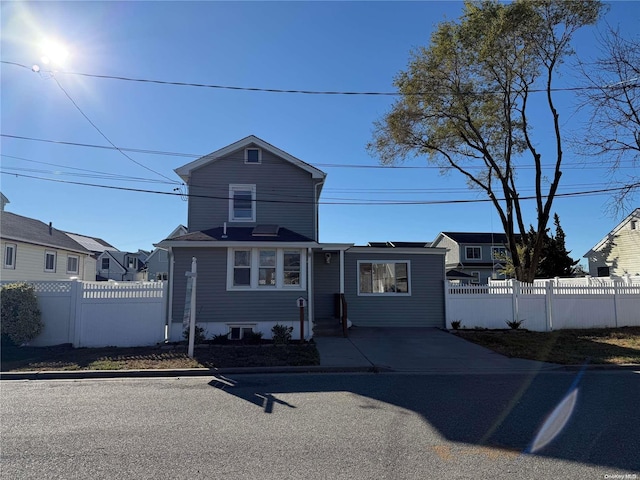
[0, 210, 95, 282]
[584, 208, 640, 278]
[96, 249, 149, 281]
[145, 225, 187, 281]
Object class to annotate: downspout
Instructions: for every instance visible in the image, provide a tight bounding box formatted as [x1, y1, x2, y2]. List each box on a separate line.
[314, 180, 325, 242]
[307, 247, 313, 340]
[166, 247, 174, 341]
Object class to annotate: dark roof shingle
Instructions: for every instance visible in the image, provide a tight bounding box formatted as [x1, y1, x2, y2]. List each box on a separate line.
[0, 212, 90, 253]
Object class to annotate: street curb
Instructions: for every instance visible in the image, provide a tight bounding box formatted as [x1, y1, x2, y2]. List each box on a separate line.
[0, 365, 379, 381]
[2, 363, 636, 380]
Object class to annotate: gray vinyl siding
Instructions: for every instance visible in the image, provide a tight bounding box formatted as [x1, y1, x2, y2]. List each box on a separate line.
[146, 249, 169, 280]
[343, 252, 445, 328]
[313, 251, 341, 320]
[171, 247, 309, 325]
[187, 147, 318, 239]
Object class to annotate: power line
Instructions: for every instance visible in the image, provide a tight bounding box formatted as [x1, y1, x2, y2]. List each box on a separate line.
[4, 133, 636, 171]
[3, 60, 635, 96]
[3, 170, 638, 206]
[49, 75, 180, 184]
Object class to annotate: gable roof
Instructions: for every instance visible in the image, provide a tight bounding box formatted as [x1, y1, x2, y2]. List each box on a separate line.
[584, 208, 640, 256]
[0, 211, 90, 254]
[435, 232, 513, 245]
[174, 135, 326, 182]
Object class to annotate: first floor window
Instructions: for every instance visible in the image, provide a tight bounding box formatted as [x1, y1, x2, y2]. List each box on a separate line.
[67, 255, 79, 274]
[358, 261, 410, 295]
[45, 251, 56, 272]
[227, 248, 306, 290]
[597, 266, 610, 277]
[156, 272, 168, 281]
[4, 244, 16, 269]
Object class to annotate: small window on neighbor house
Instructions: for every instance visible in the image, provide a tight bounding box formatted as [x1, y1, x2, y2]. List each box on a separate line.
[156, 272, 168, 281]
[4, 244, 16, 269]
[67, 255, 79, 274]
[597, 266, 610, 277]
[631, 220, 638, 230]
[245, 148, 261, 164]
[45, 251, 56, 272]
[491, 247, 507, 260]
[102, 257, 110, 270]
[470, 271, 481, 284]
[128, 257, 137, 269]
[465, 246, 482, 260]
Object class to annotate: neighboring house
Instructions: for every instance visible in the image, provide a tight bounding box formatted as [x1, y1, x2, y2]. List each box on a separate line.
[145, 225, 187, 281]
[96, 249, 148, 281]
[0, 210, 95, 281]
[584, 208, 640, 277]
[63, 231, 118, 280]
[157, 135, 446, 341]
[431, 232, 514, 284]
[1, 192, 9, 211]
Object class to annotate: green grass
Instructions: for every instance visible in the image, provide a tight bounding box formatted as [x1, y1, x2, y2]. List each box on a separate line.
[0, 342, 320, 372]
[454, 327, 640, 365]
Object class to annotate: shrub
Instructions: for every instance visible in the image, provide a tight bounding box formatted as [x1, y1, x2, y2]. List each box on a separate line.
[183, 324, 207, 344]
[211, 333, 229, 345]
[243, 331, 264, 345]
[271, 324, 293, 345]
[1, 283, 43, 345]
[506, 319, 525, 330]
[450, 320, 462, 330]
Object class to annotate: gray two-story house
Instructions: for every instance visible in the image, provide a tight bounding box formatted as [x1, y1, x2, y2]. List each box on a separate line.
[158, 136, 446, 341]
[431, 232, 514, 284]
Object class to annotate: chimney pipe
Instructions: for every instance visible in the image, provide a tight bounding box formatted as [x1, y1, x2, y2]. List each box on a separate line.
[49, 222, 52, 235]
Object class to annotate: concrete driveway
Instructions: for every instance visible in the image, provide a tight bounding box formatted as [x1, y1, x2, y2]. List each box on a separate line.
[314, 327, 557, 373]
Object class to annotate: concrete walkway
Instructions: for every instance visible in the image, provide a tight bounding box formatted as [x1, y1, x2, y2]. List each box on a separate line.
[314, 327, 557, 373]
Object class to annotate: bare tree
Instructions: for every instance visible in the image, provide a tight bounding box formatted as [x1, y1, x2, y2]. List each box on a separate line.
[577, 25, 640, 212]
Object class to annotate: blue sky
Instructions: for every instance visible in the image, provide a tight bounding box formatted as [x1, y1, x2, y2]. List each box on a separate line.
[1, 1, 638, 268]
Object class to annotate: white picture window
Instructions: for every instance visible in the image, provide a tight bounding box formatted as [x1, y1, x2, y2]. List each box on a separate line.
[358, 261, 410, 295]
[4, 244, 16, 269]
[465, 246, 482, 260]
[244, 148, 262, 164]
[45, 251, 57, 272]
[491, 247, 507, 260]
[227, 248, 306, 290]
[229, 184, 256, 222]
[67, 255, 79, 274]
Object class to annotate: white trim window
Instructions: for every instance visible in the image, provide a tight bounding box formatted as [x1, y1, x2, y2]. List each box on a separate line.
[45, 250, 57, 272]
[67, 255, 79, 274]
[244, 148, 262, 164]
[465, 246, 482, 260]
[229, 184, 256, 222]
[358, 261, 410, 295]
[4, 243, 16, 269]
[127, 256, 137, 269]
[227, 248, 306, 290]
[491, 246, 507, 260]
[228, 325, 256, 340]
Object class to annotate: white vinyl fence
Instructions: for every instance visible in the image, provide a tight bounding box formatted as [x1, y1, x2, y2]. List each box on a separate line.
[1, 281, 167, 347]
[446, 279, 640, 331]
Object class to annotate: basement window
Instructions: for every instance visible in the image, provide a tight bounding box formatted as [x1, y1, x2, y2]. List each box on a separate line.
[228, 325, 255, 340]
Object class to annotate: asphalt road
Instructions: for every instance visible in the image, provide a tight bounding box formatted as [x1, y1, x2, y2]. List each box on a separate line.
[2, 371, 639, 479]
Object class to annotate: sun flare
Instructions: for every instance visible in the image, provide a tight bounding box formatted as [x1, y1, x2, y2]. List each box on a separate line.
[39, 38, 69, 66]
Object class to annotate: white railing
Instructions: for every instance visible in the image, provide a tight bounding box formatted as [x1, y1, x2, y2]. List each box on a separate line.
[446, 279, 640, 331]
[1, 280, 167, 347]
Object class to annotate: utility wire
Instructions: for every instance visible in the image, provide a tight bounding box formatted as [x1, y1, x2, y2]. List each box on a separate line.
[4, 133, 636, 171]
[3, 60, 636, 96]
[50, 76, 180, 184]
[3, 170, 638, 206]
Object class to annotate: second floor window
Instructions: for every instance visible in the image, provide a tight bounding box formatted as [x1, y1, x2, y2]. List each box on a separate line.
[4, 244, 16, 269]
[45, 251, 56, 272]
[229, 184, 256, 222]
[465, 246, 482, 260]
[102, 257, 110, 270]
[491, 247, 507, 260]
[128, 257, 137, 269]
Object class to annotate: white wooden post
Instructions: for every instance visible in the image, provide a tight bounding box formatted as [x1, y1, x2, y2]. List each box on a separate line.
[613, 279, 619, 328]
[545, 280, 553, 332]
[510, 279, 519, 322]
[72, 280, 83, 347]
[187, 257, 197, 358]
